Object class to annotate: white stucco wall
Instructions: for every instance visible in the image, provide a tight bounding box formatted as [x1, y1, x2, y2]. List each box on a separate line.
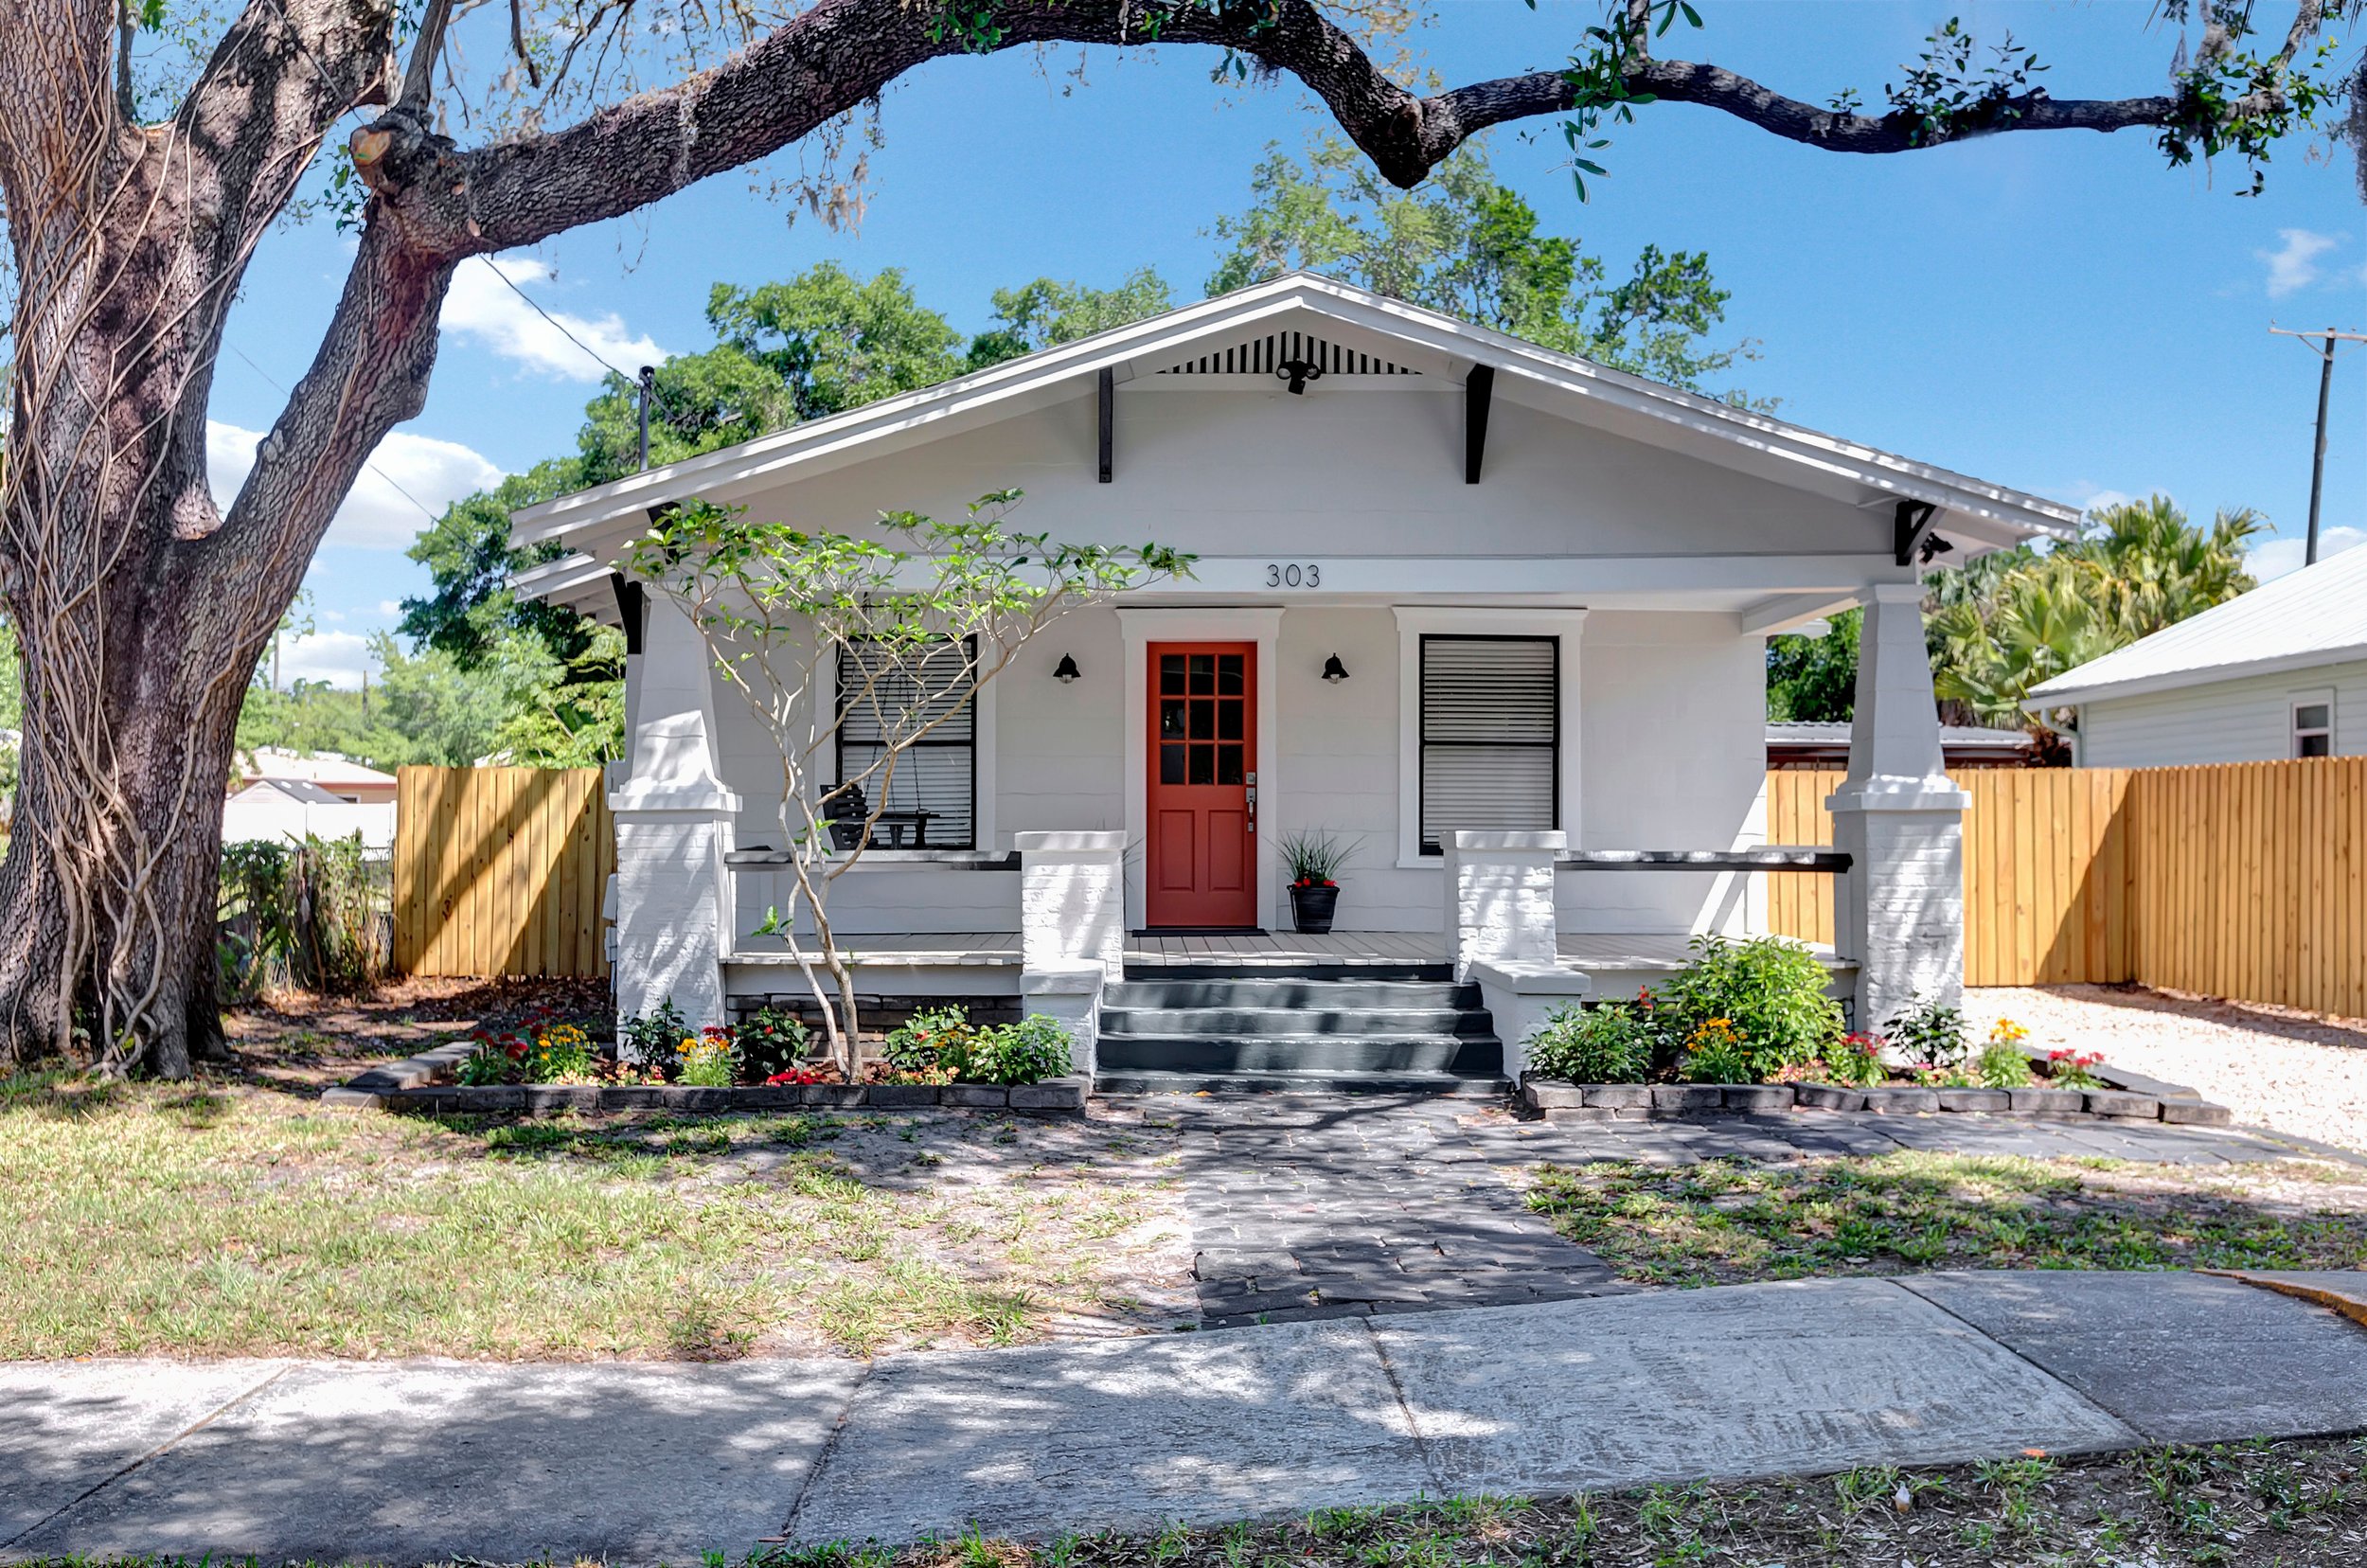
[572, 383, 1894, 571]
[712, 603, 1767, 944]
[2073, 657, 2367, 768]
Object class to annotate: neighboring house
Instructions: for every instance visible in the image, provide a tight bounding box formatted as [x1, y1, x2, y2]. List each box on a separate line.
[2027, 542, 2367, 767]
[1767, 721, 2035, 771]
[234, 747, 400, 805]
[222, 778, 397, 850]
[509, 273, 2076, 1085]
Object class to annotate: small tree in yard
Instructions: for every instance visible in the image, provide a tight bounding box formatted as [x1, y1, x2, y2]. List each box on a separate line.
[627, 490, 1187, 1074]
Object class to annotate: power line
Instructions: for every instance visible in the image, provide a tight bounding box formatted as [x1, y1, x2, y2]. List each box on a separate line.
[222, 342, 441, 523]
[481, 259, 681, 440]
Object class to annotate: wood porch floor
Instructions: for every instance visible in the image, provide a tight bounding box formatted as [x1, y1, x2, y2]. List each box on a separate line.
[729, 930, 1852, 971]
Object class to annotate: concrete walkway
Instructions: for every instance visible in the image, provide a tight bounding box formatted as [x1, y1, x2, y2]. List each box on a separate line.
[6, 1270, 2364, 1565]
[1165, 1095, 2323, 1326]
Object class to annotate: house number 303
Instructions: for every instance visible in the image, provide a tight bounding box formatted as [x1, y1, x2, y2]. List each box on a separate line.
[1264, 562, 1321, 588]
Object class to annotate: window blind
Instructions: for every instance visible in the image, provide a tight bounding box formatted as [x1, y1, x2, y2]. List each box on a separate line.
[1419, 634, 1557, 855]
[835, 637, 977, 849]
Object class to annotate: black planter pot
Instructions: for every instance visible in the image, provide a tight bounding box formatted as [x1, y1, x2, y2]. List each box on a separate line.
[1289, 882, 1340, 935]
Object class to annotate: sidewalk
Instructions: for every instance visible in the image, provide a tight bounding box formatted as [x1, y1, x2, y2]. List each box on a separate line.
[6, 1271, 2364, 1565]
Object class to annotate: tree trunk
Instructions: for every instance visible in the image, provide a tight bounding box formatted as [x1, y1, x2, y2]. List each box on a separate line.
[0, 0, 410, 1078]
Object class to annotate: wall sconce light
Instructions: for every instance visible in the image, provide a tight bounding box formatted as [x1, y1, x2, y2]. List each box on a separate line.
[1321, 653, 1350, 684]
[1053, 653, 1081, 684]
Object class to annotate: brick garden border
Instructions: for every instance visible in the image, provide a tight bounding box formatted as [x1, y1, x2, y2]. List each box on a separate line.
[322, 1039, 1088, 1115]
[1521, 1076, 2233, 1127]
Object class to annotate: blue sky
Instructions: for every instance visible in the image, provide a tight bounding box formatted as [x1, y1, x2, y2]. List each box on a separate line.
[209, 0, 2367, 687]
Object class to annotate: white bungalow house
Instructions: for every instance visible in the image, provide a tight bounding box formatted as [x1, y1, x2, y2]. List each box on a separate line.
[509, 273, 2076, 1089]
[2028, 540, 2367, 766]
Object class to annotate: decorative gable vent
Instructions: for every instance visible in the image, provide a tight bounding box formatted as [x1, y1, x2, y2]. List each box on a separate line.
[1158, 330, 1419, 377]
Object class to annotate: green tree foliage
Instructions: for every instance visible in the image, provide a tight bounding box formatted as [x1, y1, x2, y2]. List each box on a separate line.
[1765, 609, 1860, 723]
[1929, 496, 2263, 733]
[965, 268, 1176, 367]
[1207, 138, 1758, 400]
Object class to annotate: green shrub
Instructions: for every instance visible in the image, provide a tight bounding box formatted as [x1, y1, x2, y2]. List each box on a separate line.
[1662, 935, 1842, 1078]
[523, 1023, 598, 1084]
[1818, 1031, 1888, 1087]
[883, 1006, 977, 1079]
[619, 999, 689, 1076]
[676, 1028, 738, 1087]
[217, 833, 386, 1000]
[457, 1040, 517, 1086]
[733, 1007, 810, 1079]
[1886, 998, 1968, 1070]
[1976, 1041, 2034, 1089]
[1524, 1003, 1652, 1083]
[1680, 1018, 1756, 1084]
[965, 1015, 1076, 1085]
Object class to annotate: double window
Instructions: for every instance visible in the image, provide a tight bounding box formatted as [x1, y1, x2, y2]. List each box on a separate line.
[835, 637, 977, 848]
[1418, 634, 1559, 854]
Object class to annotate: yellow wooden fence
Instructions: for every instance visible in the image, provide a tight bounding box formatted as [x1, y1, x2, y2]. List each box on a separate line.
[1768, 757, 2367, 1013]
[393, 765, 614, 978]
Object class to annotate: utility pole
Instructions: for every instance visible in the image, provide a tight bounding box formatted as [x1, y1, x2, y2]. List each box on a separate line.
[2269, 326, 2367, 566]
[637, 365, 655, 472]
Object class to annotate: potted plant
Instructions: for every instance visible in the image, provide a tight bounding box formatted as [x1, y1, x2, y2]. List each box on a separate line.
[1278, 828, 1357, 934]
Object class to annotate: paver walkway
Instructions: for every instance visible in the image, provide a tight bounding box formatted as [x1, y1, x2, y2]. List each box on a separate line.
[1162, 1094, 2318, 1326]
[7, 1271, 2364, 1564]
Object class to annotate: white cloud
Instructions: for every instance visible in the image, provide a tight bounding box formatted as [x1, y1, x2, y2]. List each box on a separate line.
[440, 256, 669, 382]
[2259, 228, 2339, 298]
[2047, 480, 2148, 518]
[207, 420, 505, 549]
[377, 599, 401, 617]
[2247, 526, 2367, 581]
[271, 629, 375, 690]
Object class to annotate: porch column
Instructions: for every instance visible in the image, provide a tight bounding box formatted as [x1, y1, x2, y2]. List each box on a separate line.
[1018, 829, 1127, 1076]
[1442, 830, 1565, 980]
[610, 596, 741, 1046]
[1826, 582, 1969, 1033]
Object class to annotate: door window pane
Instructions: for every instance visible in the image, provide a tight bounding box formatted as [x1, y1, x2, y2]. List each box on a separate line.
[1160, 655, 1185, 695]
[1160, 743, 1186, 784]
[1160, 700, 1186, 739]
[1188, 654, 1215, 694]
[1189, 745, 1215, 785]
[1217, 745, 1244, 785]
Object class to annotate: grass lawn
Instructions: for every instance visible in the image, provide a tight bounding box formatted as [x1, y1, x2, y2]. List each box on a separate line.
[1525, 1151, 2367, 1287]
[763, 1438, 2367, 1568]
[0, 984, 1190, 1359]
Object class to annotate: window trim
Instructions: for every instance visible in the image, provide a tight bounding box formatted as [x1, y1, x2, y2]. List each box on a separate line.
[831, 633, 984, 850]
[2291, 687, 2336, 759]
[1416, 633, 1561, 856]
[1393, 607, 1585, 867]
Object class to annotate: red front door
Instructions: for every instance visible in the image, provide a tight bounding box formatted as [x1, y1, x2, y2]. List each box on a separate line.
[1147, 643, 1257, 928]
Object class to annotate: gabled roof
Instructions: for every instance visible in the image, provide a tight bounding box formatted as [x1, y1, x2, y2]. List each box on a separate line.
[508, 272, 2079, 572]
[238, 747, 398, 788]
[2028, 543, 2367, 706]
[230, 778, 351, 806]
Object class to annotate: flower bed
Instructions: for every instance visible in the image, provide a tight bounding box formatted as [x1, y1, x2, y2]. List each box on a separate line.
[325, 1000, 1089, 1114]
[1517, 936, 2234, 1127]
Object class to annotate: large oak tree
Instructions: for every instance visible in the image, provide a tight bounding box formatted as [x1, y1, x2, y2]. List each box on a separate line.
[0, 0, 2350, 1075]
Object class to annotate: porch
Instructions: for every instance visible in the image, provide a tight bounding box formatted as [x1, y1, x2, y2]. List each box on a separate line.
[726, 926, 1853, 984]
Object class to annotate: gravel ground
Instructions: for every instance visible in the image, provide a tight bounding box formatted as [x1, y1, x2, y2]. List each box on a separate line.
[1970, 983, 2367, 1155]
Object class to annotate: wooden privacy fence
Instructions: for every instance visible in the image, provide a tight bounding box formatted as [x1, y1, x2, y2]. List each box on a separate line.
[393, 766, 614, 978]
[1767, 757, 2367, 1016]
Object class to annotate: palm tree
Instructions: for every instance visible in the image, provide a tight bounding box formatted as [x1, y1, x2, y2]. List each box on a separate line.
[1922, 495, 2263, 748]
[2069, 495, 2262, 639]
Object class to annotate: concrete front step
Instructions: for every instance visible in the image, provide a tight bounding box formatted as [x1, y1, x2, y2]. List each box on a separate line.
[1095, 1069, 1510, 1097]
[1100, 1006, 1492, 1037]
[1097, 1033, 1505, 1076]
[1106, 978, 1480, 1010]
[1121, 960, 1450, 984]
